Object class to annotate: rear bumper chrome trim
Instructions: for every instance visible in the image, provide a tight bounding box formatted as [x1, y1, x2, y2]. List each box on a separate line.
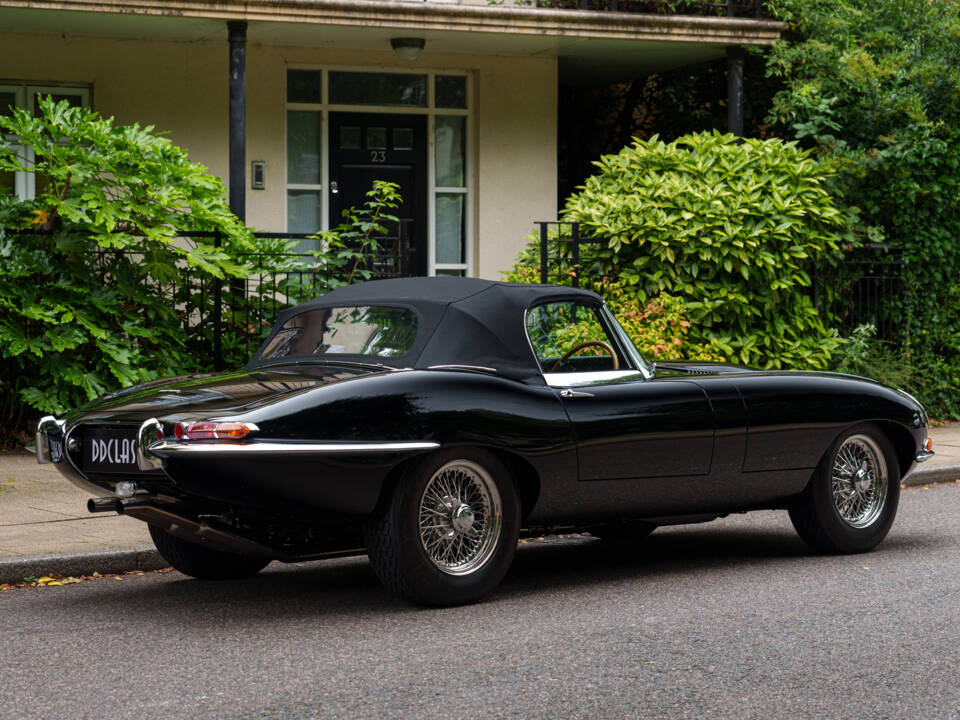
[37, 417, 118, 497]
[35, 416, 64, 464]
[915, 450, 935, 463]
[147, 440, 440, 457]
[137, 418, 164, 471]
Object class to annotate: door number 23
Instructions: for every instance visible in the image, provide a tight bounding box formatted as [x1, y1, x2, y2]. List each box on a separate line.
[369, 150, 386, 163]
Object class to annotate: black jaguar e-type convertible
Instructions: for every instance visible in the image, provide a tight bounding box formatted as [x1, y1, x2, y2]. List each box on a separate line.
[36, 277, 933, 605]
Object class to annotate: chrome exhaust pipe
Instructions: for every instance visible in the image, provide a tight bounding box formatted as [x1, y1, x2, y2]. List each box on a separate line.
[87, 497, 122, 514]
[116, 497, 156, 515]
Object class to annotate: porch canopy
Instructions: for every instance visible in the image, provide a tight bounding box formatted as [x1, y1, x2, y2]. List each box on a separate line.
[0, 0, 783, 278]
[0, 0, 783, 85]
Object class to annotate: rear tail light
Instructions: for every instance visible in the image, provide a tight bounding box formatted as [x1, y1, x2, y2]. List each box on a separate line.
[173, 421, 256, 441]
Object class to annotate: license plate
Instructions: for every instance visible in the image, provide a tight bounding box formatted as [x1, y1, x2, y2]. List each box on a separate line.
[83, 428, 139, 473]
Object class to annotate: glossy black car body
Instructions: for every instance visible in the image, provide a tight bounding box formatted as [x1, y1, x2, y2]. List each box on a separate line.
[37, 277, 934, 605]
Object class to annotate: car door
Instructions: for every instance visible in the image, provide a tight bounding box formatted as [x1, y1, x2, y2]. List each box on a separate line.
[525, 301, 715, 482]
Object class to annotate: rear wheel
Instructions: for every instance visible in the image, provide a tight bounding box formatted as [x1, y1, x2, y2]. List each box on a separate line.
[364, 449, 520, 606]
[149, 525, 270, 580]
[789, 424, 900, 554]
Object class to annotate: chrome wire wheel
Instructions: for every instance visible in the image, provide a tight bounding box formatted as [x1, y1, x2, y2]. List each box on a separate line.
[831, 434, 889, 529]
[418, 459, 503, 576]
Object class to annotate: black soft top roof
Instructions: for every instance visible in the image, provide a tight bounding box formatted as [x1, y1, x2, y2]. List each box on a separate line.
[249, 277, 603, 383]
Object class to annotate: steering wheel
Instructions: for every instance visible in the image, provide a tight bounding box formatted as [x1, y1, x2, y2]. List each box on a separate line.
[550, 340, 619, 372]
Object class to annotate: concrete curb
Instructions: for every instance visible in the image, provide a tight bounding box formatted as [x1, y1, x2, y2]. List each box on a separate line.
[903, 463, 960, 488]
[0, 547, 166, 585]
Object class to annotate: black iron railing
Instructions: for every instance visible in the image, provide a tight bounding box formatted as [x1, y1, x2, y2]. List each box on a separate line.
[12, 220, 414, 370]
[537, 221, 606, 287]
[537, 221, 906, 341]
[209, 221, 416, 366]
[811, 245, 904, 339]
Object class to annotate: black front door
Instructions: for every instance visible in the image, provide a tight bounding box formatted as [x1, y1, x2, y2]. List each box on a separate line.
[329, 113, 427, 276]
[559, 380, 715, 481]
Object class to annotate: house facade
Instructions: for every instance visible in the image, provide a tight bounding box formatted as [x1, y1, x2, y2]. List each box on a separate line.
[0, 0, 782, 279]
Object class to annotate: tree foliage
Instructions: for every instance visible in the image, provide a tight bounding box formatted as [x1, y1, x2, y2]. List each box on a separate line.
[766, 0, 960, 415]
[557, 131, 848, 369]
[0, 96, 402, 445]
[0, 98, 265, 433]
[505, 255, 724, 363]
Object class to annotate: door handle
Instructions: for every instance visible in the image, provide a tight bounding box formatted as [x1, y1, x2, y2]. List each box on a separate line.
[560, 389, 594, 398]
[330, 181, 339, 195]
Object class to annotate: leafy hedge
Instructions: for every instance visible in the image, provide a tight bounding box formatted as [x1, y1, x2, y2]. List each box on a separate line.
[0, 99, 403, 446]
[765, 0, 960, 417]
[507, 255, 723, 362]
[555, 131, 849, 369]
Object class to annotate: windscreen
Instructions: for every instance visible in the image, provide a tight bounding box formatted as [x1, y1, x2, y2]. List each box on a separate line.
[257, 306, 418, 361]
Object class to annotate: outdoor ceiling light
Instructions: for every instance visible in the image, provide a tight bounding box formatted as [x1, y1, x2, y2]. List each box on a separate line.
[391, 37, 425, 61]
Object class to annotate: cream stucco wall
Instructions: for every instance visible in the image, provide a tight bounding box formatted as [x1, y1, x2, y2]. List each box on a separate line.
[1, 31, 556, 279]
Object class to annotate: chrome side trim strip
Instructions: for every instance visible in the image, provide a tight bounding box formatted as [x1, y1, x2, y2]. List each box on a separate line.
[148, 440, 440, 456]
[543, 369, 646, 388]
[427, 364, 498, 374]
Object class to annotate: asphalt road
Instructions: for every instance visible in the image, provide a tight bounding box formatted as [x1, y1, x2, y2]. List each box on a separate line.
[2, 483, 958, 720]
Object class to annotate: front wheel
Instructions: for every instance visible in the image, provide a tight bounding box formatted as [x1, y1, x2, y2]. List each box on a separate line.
[789, 424, 900, 554]
[149, 525, 270, 580]
[364, 449, 520, 606]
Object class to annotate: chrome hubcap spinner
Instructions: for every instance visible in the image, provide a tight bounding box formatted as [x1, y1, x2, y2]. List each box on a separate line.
[831, 434, 888, 529]
[418, 460, 502, 576]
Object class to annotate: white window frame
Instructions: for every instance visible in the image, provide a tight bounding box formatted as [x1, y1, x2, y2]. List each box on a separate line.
[1, 83, 91, 200]
[284, 65, 472, 277]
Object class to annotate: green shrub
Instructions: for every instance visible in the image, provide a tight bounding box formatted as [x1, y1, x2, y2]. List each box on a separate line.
[0, 98, 264, 429]
[309, 180, 402, 288]
[559, 131, 850, 369]
[831, 325, 915, 390]
[0, 97, 403, 447]
[765, 0, 960, 417]
[505, 253, 723, 363]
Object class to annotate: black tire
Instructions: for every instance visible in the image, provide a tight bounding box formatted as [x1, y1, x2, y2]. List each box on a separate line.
[364, 448, 521, 606]
[591, 520, 657, 543]
[149, 525, 270, 580]
[789, 423, 900, 554]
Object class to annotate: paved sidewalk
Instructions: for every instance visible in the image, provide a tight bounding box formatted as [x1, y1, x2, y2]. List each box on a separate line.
[2, 423, 959, 584]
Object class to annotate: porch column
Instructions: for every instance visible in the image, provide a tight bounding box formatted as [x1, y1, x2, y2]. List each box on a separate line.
[228, 21, 247, 221]
[726, 46, 745, 137]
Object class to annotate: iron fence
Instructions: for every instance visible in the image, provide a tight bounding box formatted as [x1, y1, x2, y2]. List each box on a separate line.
[13, 221, 414, 371]
[537, 221, 606, 287]
[811, 245, 904, 339]
[537, 221, 906, 341]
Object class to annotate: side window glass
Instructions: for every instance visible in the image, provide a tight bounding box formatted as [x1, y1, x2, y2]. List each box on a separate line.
[526, 302, 620, 373]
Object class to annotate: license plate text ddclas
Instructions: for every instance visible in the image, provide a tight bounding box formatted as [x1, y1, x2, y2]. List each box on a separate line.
[83, 428, 139, 472]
